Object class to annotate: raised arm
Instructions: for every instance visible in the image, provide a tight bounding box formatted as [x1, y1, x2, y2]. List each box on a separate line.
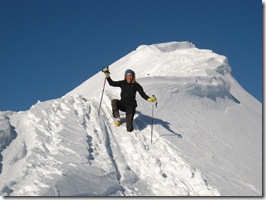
[102, 67, 122, 87]
[107, 77, 122, 87]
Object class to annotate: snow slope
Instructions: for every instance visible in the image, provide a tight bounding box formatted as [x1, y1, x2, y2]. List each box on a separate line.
[0, 41, 262, 196]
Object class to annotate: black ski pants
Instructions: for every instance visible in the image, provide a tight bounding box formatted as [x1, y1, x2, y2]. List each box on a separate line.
[111, 99, 135, 132]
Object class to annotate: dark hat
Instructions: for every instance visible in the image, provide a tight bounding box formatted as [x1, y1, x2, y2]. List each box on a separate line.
[125, 69, 135, 76]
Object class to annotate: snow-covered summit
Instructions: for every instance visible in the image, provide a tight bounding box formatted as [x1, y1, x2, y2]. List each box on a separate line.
[0, 41, 262, 196]
[140, 41, 195, 52]
[68, 41, 232, 98]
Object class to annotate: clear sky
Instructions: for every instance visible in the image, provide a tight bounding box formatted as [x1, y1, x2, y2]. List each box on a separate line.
[0, 0, 262, 111]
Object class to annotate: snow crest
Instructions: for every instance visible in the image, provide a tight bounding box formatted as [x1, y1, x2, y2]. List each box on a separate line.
[0, 41, 262, 196]
[137, 41, 195, 53]
[0, 95, 219, 196]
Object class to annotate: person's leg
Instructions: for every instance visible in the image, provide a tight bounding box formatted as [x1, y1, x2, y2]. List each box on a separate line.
[125, 106, 136, 132]
[111, 99, 125, 118]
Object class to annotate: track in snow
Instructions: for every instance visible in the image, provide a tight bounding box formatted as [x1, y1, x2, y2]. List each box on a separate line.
[97, 94, 219, 196]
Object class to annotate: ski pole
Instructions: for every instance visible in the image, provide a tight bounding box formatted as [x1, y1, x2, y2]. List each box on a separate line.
[151, 102, 154, 144]
[98, 77, 107, 116]
[151, 96, 157, 144]
[98, 67, 109, 115]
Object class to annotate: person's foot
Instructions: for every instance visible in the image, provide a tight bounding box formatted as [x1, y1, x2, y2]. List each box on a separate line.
[113, 111, 120, 119]
[127, 127, 134, 132]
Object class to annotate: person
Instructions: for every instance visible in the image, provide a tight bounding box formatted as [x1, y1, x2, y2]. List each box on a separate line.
[102, 67, 157, 132]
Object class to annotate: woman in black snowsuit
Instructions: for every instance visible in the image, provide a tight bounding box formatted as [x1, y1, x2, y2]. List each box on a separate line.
[102, 67, 157, 132]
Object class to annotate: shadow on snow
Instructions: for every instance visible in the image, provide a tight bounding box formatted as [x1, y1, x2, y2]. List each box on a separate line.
[134, 111, 182, 139]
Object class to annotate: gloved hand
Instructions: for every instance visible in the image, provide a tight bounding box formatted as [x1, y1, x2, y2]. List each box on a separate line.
[148, 95, 157, 102]
[102, 67, 110, 78]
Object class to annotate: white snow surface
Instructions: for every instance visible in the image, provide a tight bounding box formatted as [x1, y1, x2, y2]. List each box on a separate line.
[0, 41, 262, 196]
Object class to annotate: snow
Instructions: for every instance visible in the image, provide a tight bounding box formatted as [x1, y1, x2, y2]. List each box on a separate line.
[0, 41, 262, 196]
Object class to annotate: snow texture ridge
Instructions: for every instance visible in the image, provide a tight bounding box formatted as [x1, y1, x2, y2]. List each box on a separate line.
[0, 41, 262, 196]
[0, 95, 219, 196]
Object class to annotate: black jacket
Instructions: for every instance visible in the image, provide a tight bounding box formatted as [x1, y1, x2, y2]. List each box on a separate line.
[107, 77, 149, 107]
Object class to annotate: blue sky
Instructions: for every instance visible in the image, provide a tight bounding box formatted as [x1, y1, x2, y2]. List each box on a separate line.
[0, 0, 262, 111]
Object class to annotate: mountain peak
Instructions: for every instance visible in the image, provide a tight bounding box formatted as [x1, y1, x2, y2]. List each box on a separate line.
[131, 41, 231, 78]
[68, 41, 233, 98]
[0, 41, 261, 196]
[154, 41, 196, 52]
[137, 41, 196, 53]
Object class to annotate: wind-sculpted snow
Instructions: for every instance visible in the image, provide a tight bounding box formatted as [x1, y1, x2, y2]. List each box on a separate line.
[0, 112, 17, 175]
[68, 42, 232, 98]
[0, 96, 126, 196]
[144, 41, 195, 53]
[0, 95, 220, 196]
[0, 112, 17, 153]
[0, 41, 262, 196]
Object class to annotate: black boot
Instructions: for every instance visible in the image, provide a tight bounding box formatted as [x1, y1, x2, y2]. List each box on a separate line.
[127, 126, 134, 132]
[111, 99, 120, 118]
[113, 110, 120, 119]
[126, 114, 134, 132]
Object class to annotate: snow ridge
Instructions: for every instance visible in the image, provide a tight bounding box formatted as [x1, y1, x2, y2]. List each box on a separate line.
[0, 41, 262, 196]
[0, 94, 219, 196]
